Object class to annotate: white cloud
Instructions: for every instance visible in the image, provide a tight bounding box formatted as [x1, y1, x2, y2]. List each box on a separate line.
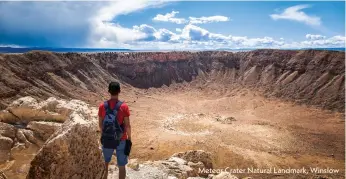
[103, 22, 345, 49]
[153, 11, 230, 24]
[154, 29, 176, 42]
[0, 2, 344, 50]
[189, 16, 230, 24]
[177, 24, 284, 48]
[89, 0, 163, 47]
[181, 24, 211, 41]
[301, 35, 346, 47]
[306, 34, 326, 40]
[270, 5, 321, 26]
[132, 24, 178, 42]
[152, 11, 187, 24]
[133, 24, 157, 41]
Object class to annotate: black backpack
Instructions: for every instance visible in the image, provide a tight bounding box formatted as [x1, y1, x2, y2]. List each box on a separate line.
[101, 100, 124, 149]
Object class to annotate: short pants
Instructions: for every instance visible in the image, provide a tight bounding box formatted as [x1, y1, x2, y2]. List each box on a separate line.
[102, 140, 128, 166]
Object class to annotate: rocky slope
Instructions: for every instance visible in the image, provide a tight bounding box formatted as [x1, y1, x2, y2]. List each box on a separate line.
[0, 50, 344, 112]
[0, 96, 240, 179]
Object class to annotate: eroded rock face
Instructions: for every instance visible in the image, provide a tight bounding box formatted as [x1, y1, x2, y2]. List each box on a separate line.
[27, 121, 62, 141]
[0, 50, 344, 112]
[0, 96, 102, 179]
[0, 136, 13, 163]
[23, 97, 104, 179]
[26, 116, 104, 179]
[0, 171, 8, 179]
[0, 122, 15, 162]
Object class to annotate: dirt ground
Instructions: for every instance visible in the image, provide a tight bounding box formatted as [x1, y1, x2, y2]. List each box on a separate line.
[124, 84, 345, 178]
[1, 83, 344, 179]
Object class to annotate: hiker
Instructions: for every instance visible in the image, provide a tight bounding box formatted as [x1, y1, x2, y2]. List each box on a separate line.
[98, 82, 132, 179]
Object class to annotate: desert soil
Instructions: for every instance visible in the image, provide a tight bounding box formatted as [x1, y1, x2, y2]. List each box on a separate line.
[125, 84, 345, 178]
[1, 84, 344, 179]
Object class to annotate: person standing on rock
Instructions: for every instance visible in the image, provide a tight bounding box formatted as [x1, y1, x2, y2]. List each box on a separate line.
[98, 82, 132, 179]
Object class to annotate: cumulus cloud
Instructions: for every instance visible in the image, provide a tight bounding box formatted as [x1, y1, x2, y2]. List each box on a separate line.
[153, 11, 230, 25]
[0, 2, 344, 50]
[270, 5, 321, 26]
[133, 24, 157, 41]
[300, 35, 346, 47]
[181, 24, 211, 41]
[155, 29, 176, 42]
[306, 34, 326, 40]
[177, 24, 284, 48]
[88, 0, 164, 47]
[132, 24, 177, 42]
[189, 16, 230, 24]
[152, 11, 187, 24]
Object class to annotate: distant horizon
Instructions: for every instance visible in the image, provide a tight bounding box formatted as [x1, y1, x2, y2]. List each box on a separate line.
[0, 46, 345, 53]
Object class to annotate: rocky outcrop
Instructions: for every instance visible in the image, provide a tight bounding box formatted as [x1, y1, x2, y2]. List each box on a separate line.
[0, 96, 102, 179]
[0, 122, 15, 163]
[0, 171, 8, 179]
[0, 50, 344, 112]
[108, 150, 237, 179]
[26, 121, 62, 141]
[171, 150, 214, 173]
[22, 97, 104, 179]
[26, 115, 104, 179]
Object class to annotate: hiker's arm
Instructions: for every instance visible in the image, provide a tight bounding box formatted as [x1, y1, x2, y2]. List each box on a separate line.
[124, 117, 131, 140]
[98, 116, 103, 131]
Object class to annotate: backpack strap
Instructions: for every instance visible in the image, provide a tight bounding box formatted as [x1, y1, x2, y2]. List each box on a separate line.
[113, 101, 123, 126]
[104, 100, 123, 115]
[104, 101, 112, 115]
[113, 101, 123, 113]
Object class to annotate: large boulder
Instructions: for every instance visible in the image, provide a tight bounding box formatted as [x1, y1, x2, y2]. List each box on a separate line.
[172, 150, 214, 169]
[0, 97, 102, 179]
[0, 122, 16, 163]
[0, 122, 16, 139]
[0, 136, 13, 163]
[8, 96, 39, 108]
[27, 121, 62, 141]
[26, 111, 104, 179]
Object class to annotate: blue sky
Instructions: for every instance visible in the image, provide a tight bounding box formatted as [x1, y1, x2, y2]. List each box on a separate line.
[0, 1, 345, 49]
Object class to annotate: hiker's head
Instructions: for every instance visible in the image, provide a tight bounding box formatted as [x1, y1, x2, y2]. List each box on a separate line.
[108, 81, 121, 96]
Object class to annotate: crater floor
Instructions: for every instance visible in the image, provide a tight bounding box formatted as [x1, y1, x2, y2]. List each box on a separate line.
[127, 85, 344, 178]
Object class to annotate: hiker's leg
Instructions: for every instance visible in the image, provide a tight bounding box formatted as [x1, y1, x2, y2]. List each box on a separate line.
[116, 141, 128, 179]
[118, 166, 126, 179]
[102, 147, 114, 179]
